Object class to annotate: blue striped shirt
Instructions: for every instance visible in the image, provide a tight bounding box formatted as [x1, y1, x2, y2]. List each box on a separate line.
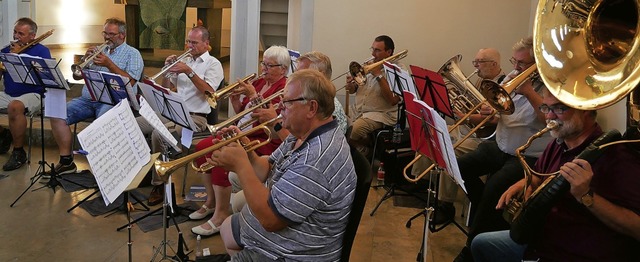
[80, 42, 144, 100]
[238, 120, 356, 261]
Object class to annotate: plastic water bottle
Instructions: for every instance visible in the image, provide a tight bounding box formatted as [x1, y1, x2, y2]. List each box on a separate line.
[392, 124, 402, 144]
[196, 235, 202, 257]
[377, 162, 385, 181]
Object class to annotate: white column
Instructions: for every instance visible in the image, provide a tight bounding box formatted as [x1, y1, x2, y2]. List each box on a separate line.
[0, 0, 19, 45]
[287, 0, 314, 53]
[229, 0, 261, 117]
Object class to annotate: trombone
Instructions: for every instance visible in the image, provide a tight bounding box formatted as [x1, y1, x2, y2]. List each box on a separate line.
[155, 115, 282, 180]
[207, 89, 284, 134]
[349, 49, 408, 86]
[204, 73, 257, 109]
[148, 49, 193, 81]
[71, 42, 109, 79]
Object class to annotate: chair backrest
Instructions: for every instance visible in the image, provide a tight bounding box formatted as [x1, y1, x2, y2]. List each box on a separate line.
[341, 146, 373, 262]
[206, 78, 226, 125]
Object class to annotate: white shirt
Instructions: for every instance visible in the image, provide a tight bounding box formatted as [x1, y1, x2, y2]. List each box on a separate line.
[172, 51, 223, 114]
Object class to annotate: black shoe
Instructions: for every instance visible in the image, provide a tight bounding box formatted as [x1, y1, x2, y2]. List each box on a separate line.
[0, 129, 13, 154]
[432, 202, 455, 225]
[2, 150, 27, 171]
[148, 185, 164, 206]
[42, 162, 78, 178]
[454, 246, 473, 262]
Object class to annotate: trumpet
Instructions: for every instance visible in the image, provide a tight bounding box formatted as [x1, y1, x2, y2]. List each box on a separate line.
[155, 115, 282, 180]
[349, 49, 408, 86]
[148, 49, 193, 81]
[0, 29, 54, 72]
[71, 42, 109, 79]
[205, 73, 257, 109]
[207, 89, 284, 134]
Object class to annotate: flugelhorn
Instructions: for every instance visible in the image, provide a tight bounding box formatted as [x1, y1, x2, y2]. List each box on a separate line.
[71, 42, 109, 79]
[0, 29, 54, 72]
[207, 89, 284, 134]
[148, 49, 193, 81]
[155, 115, 282, 180]
[205, 73, 257, 109]
[349, 49, 408, 86]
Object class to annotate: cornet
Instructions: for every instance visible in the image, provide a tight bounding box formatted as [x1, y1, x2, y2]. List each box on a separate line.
[204, 73, 257, 109]
[155, 115, 282, 180]
[148, 49, 193, 81]
[71, 42, 109, 79]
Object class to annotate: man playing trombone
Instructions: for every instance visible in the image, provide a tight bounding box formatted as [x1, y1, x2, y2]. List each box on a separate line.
[346, 35, 402, 158]
[215, 69, 356, 261]
[0, 18, 52, 171]
[47, 17, 143, 176]
[137, 25, 224, 206]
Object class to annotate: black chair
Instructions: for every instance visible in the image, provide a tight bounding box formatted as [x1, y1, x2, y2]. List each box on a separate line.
[341, 146, 373, 262]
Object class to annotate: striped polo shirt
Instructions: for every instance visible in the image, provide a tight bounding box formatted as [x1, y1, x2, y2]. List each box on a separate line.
[238, 119, 356, 261]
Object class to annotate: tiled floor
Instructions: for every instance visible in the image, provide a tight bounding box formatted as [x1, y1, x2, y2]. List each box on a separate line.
[0, 47, 468, 261]
[0, 142, 468, 261]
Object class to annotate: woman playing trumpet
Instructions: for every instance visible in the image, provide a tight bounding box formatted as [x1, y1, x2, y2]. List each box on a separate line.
[190, 45, 289, 236]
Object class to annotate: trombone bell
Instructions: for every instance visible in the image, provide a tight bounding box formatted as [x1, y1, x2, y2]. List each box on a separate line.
[349, 50, 408, 86]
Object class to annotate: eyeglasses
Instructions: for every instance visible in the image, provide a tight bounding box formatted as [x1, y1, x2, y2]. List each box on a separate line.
[101, 31, 120, 38]
[539, 104, 570, 115]
[369, 47, 386, 53]
[279, 97, 307, 109]
[261, 61, 283, 69]
[472, 60, 493, 66]
[510, 57, 534, 68]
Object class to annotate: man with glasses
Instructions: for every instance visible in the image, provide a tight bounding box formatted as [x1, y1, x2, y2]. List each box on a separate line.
[470, 87, 640, 261]
[345, 35, 401, 157]
[47, 17, 143, 176]
[216, 69, 356, 261]
[189, 45, 287, 234]
[137, 26, 224, 206]
[0, 18, 52, 171]
[411, 47, 506, 225]
[454, 36, 552, 262]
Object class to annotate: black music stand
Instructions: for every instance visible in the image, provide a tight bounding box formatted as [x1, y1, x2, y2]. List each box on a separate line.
[1, 53, 76, 206]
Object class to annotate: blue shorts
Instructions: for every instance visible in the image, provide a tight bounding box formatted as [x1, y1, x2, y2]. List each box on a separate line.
[231, 213, 244, 248]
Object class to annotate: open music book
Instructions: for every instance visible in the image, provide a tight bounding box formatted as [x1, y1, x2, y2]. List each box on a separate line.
[77, 100, 150, 206]
[82, 69, 140, 110]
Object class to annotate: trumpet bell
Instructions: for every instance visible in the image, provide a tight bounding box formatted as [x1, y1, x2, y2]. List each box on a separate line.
[479, 80, 516, 114]
[535, 0, 640, 110]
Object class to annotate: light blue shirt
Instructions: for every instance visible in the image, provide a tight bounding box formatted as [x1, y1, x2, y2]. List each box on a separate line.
[81, 42, 144, 99]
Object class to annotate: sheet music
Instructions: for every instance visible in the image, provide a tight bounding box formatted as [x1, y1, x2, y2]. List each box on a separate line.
[83, 69, 137, 108]
[44, 88, 67, 119]
[415, 98, 465, 194]
[139, 97, 178, 147]
[383, 63, 417, 96]
[77, 100, 151, 205]
[0, 53, 36, 85]
[139, 80, 197, 131]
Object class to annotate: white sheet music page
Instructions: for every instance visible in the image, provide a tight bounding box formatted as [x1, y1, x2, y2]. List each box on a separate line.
[383, 63, 418, 96]
[77, 100, 151, 205]
[415, 98, 466, 194]
[138, 97, 179, 147]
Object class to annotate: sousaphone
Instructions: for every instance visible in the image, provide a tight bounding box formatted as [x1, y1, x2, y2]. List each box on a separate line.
[507, 0, 640, 244]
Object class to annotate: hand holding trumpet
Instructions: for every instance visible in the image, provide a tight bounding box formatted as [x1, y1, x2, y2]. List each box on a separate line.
[205, 126, 253, 173]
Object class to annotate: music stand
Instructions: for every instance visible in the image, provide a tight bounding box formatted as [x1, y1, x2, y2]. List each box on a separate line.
[2, 53, 74, 206]
[410, 65, 454, 119]
[83, 69, 140, 110]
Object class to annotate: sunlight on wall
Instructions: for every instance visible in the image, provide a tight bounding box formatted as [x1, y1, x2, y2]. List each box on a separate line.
[56, 0, 89, 44]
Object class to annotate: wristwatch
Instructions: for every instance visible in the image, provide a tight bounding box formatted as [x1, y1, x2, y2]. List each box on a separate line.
[375, 74, 384, 82]
[187, 71, 196, 78]
[274, 122, 283, 132]
[580, 189, 594, 207]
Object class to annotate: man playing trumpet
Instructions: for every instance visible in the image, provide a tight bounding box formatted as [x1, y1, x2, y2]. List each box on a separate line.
[0, 17, 52, 171]
[137, 25, 224, 206]
[46, 17, 143, 177]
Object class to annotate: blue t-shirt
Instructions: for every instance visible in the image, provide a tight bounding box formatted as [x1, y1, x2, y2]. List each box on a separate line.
[2, 43, 52, 97]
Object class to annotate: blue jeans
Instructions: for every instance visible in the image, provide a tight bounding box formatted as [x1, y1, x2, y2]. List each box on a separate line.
[65, 96, 113, 125]
[471, 230, 527, 262]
